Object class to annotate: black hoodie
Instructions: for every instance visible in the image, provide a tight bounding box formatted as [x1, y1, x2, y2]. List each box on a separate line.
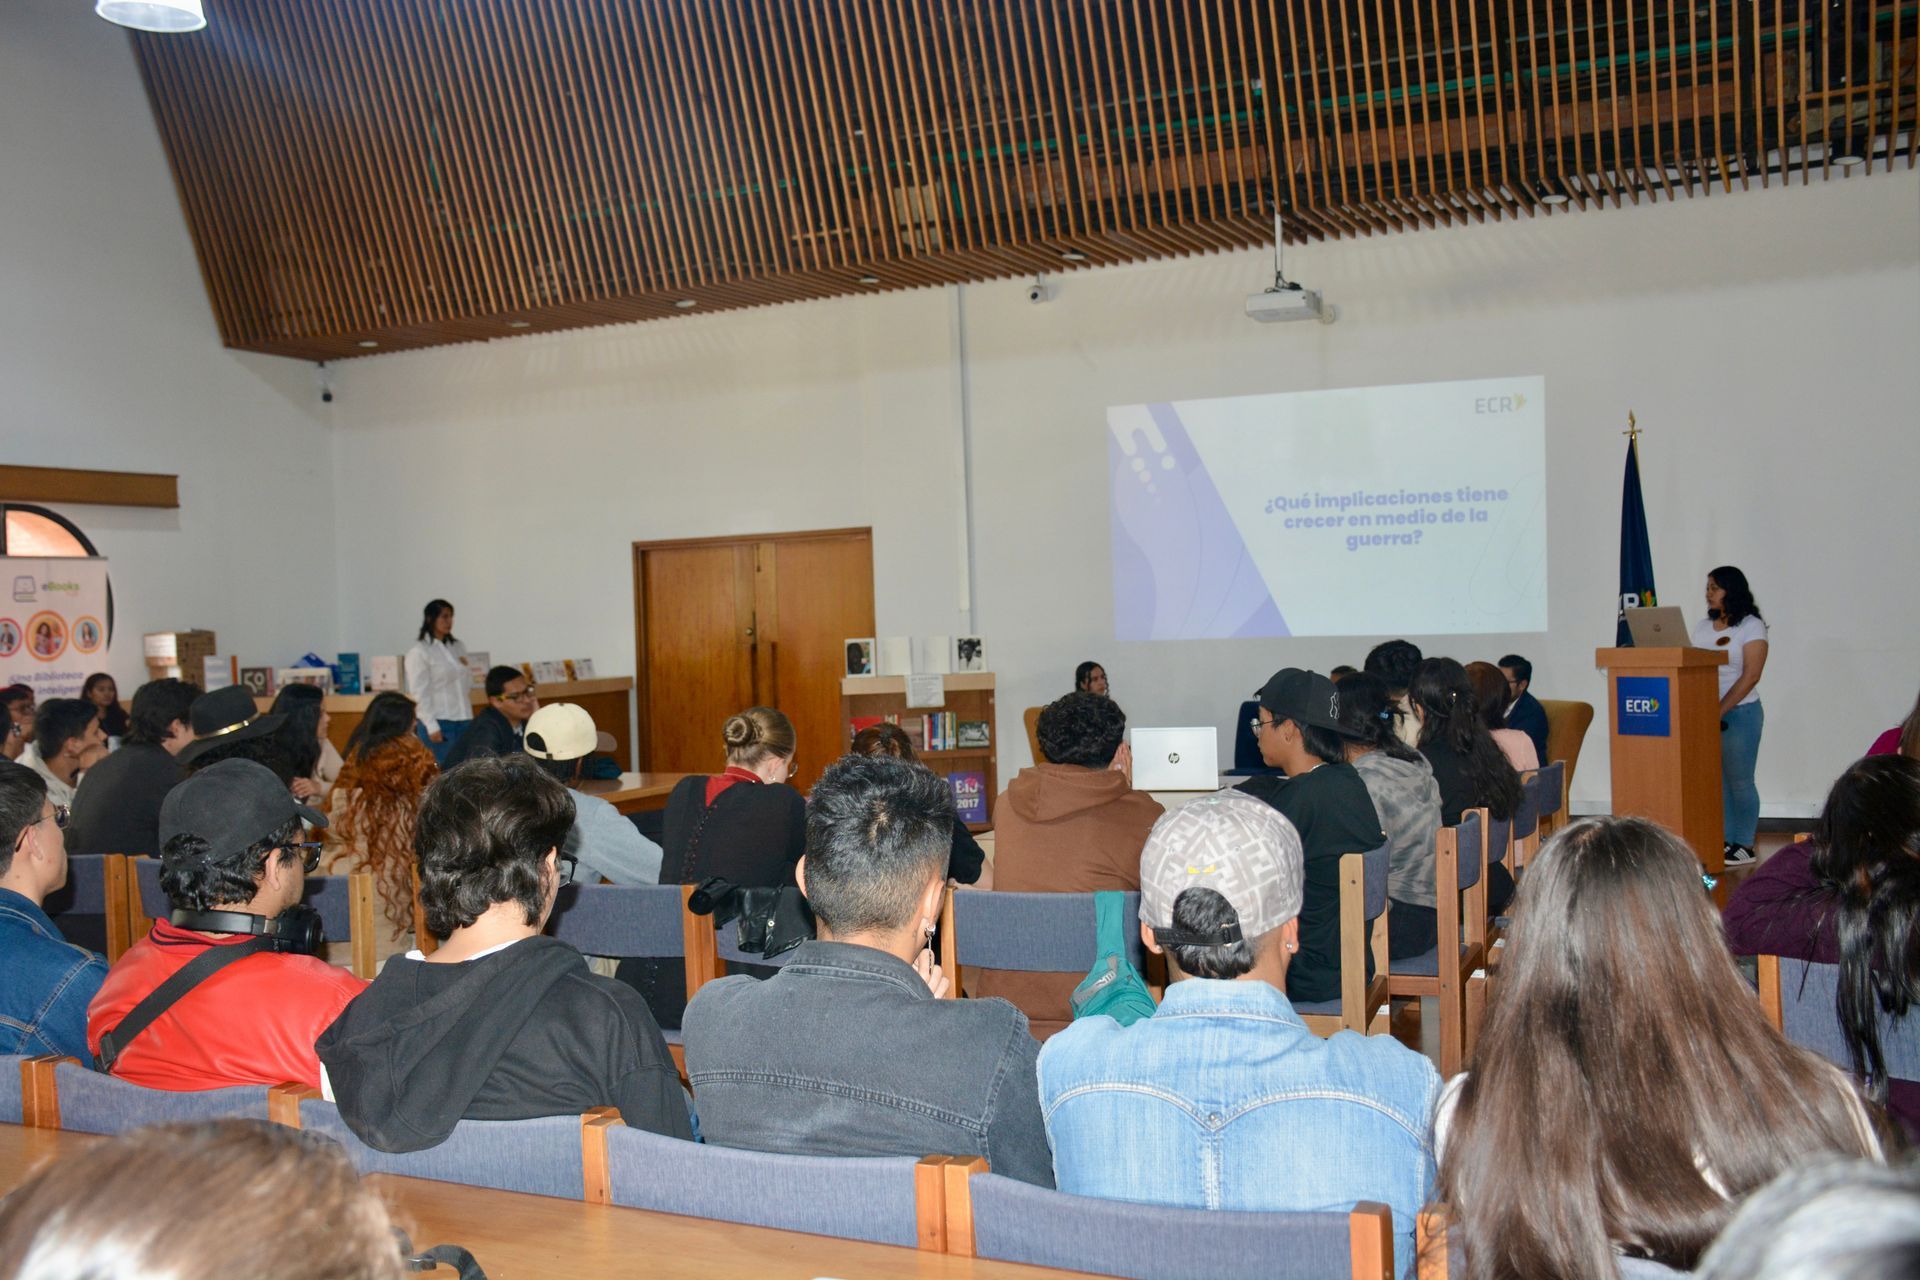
[316, 935, 692, 1152]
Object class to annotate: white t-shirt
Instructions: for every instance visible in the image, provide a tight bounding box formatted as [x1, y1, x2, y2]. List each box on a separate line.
[1691, 615, 1768, 704]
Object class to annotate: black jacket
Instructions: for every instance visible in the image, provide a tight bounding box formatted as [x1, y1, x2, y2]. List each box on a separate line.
[1504, 691, 1550, 765]
[658, 774, 806, 888]
[67, 742, 184, 857]
[443, 706, 521, 768]
[316, 935, 692, 1152]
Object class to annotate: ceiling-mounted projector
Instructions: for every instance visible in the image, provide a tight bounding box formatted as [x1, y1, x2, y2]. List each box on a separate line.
[1245, 282, 1331, 324]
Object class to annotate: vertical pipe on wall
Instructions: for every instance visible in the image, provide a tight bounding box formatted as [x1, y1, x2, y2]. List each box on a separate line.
[951, 281, 978, 634]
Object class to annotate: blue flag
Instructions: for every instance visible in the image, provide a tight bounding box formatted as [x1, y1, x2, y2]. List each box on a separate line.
[1617, 435, 1657, 645]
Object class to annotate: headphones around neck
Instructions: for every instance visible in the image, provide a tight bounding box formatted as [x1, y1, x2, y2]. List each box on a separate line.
[169, 903, 325, 956]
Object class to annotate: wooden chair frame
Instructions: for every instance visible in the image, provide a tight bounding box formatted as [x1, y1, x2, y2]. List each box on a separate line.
[1385, 812, 1489, 1076]
[938, 1156, 1394, 1279]
[1300, 851, 1391, 1038]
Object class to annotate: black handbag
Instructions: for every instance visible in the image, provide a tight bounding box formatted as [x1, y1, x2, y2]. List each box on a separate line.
[688, 876, 815, 960]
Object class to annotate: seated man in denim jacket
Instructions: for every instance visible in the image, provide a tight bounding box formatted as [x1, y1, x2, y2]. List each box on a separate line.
[0, 761, 108, 1059]
[1038, 791, 1440, 1274]
[684, 753, 1054, 1186]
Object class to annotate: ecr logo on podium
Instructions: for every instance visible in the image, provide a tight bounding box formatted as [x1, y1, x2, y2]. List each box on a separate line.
[1617, 676, 1672, 737]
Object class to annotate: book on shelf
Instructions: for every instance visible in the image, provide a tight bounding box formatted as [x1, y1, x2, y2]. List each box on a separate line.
[947, 771, 988, 825]
[953, 636, 987, 672]
[334, 652, 362, 695]
[367, 656, 402, 692]
[912, 635, 951, 674]
[461, 652, 491, 690]
[848, 715, 891, 747]
[238, 667, 275, 698]
[200, 655, 237, 693]
[957, 719, 990, 748]
[876, 636, 912, 677]
[277, 667, 333, 695]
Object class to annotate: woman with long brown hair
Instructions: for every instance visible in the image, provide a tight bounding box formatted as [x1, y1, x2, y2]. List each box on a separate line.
[325, 691, 438, 959]
[1433, 816, 1885, 1279]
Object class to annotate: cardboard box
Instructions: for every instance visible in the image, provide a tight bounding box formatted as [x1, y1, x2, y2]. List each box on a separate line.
[143, 630, 217, 683]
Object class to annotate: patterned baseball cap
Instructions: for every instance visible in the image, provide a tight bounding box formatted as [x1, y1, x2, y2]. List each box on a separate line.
[1138, 790, 1305, 946]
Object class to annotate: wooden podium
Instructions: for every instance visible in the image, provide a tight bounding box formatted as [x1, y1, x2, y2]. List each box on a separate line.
[1595, 647, 1728, 870]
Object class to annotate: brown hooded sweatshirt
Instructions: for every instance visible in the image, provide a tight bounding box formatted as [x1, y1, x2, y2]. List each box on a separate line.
[968, 764, 1164, 1038]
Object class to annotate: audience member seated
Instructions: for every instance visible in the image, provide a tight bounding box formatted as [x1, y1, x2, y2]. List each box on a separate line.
[685, 753, 1053, 1185]
[1040, 791, 1440, 1275]
[1364, 639, 1424, 750]
[623, 705, 805, 1029]
[1408, 657, 1524, 920]
[1074, 659, 1109, 696]
[325, 691, 438, 960]
[176, 684, 297, 780]
[1236, 670, 1385, 1007]
[1497, 652, 1550, 764]
[851, 721, 986, 886]
[972, 691, 1162, 1036]
[86, 759, 365, 1091]
[0, 761, 107, 1058]
[82, 671, 130, 742]
[0, 1120, 408, 1280]
[2, 683, 34, 760]
[1867, 686, 1920, 758]
[1336, 673, 1445, 963]
[19, 697, 103, 808]
[318, 755, 691, 1151]
[1724, 754, 1920, 1142]
[522, 702, 662, 885]
[66, 677, 197, 858]
[1694, 1158, 1920, 1280]
[1434, 816, 1885, 1280]
[269, 682, 343, 803]
[1329, 664, 1358, 682]
[445, 664, 538, 766]
[1466, 660, 1540, 772]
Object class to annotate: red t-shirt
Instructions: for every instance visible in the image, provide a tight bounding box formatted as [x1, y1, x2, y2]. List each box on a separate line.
[86, 921, 367, 1091]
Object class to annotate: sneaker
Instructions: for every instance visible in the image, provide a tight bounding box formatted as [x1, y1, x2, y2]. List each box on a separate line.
[1722, 843, 1757, 867]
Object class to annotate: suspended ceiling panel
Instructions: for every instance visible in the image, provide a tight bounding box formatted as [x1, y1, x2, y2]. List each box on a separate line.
[128, 1, 1918, 361]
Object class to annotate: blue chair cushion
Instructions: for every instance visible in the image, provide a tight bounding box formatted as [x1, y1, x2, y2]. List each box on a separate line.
[53, 1061, 272, 1135]
[952, 892, 1145, 972]
[0, 1055, 26, 1124]
[545, 883, 684, 958]
[300, 1098, 585, 1199]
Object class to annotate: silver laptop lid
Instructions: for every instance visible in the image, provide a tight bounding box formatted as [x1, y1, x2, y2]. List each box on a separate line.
[1129, 727, 1219, 792]
[1624, 605, 1689, 647]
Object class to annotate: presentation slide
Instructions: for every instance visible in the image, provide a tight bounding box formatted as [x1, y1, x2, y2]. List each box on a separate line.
[1109, 376, 1547, 640]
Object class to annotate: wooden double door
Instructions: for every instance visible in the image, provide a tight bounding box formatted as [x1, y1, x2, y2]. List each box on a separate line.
[633, 528, 874, 794]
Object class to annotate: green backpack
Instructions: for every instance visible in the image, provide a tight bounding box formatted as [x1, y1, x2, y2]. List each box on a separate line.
[1069, 891, 1159, 1027]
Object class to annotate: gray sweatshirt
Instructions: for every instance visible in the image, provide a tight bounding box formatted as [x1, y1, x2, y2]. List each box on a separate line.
[1352, 750, 1444, 909]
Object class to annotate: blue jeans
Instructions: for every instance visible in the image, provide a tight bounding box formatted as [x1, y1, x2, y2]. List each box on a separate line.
[1721, 701, 1763, 847]
[418, 718, 470, 767]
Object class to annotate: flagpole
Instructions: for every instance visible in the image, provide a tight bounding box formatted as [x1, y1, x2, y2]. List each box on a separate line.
[1623, 410, 1640, 445]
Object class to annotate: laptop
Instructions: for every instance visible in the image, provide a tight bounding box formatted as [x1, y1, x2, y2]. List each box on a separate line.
[1129, 727, 1219, 792]
[1624, 605, 1691, 647]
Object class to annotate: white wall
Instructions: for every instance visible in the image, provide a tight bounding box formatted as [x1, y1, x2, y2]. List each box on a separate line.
[2, 0, 337, 692]
[332, 169, 1919, 818]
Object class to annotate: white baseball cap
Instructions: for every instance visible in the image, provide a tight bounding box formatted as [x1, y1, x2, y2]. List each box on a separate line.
[523, 703, 597, 761]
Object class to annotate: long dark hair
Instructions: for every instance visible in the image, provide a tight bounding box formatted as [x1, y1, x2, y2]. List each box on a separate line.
[1336, 671, 1420, 763]
[1708, 565, 1762, 625]
[344, 692, 418, 764]
[82, 673, 129, 738]
[1809, 755, 1920, 1104]
[268, 683, 326, 780]
[1436, 817, 1883, 1280]
[417, 598, 456, 644]
[1408, 658, 1522, 820]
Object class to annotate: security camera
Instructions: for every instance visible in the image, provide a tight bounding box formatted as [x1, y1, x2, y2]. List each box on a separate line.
[1025, 276, 1052, 305]
[315, 361, 335, 404]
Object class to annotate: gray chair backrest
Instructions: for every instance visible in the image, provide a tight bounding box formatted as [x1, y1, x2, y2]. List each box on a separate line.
[1360, 841, 1389, 920]
[545, 882, 683, 958]
[603, 1124, 921, 1247]
[968, 1172, 1365, 1280]
[0, 1055, 26, 1124]
[133, 855, 356, 940]
[53, 1060, 272, 1135]
[1485, 816, 1511, 868]
[1453, 811, 1484, 893]
[951, 891, 1145, 972]
[1509, 788, 1539, 841]
[299, 1097, 585, 1199]
[1532, 762, 1565, 819]
[1776, 957, 1920, 1078]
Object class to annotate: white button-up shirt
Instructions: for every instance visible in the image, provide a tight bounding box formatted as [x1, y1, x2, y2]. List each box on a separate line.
[403, 637, 472, 737]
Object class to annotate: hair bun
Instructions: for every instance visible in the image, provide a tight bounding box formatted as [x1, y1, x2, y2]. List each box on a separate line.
[721, 714, 759, 750]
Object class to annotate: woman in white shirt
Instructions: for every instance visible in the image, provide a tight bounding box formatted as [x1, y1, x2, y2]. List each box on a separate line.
[1691, 566, 1769, 865]
[403, 598, 471, 766]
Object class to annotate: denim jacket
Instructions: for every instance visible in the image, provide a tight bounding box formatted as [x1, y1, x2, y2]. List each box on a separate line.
[683, 940, 1055, 1186]
[1038, 978, 1440, 1276]
[0, 886, 109, 1060]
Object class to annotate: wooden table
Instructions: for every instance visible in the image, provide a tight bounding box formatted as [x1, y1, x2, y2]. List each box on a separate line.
[0, 1125, 1091, 1280]
[576, 771, 688, 815]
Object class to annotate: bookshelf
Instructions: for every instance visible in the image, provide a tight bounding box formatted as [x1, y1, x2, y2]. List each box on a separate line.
[841, 673, 996, 832]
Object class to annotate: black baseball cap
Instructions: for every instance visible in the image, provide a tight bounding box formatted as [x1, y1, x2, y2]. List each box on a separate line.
[1253, 668, 1348, 733]
[159, 758, 326, 862]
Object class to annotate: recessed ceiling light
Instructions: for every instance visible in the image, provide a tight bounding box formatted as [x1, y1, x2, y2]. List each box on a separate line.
[1835, 153, 1864, 169]
[674, 299, 698, 310]
[357, 339, 379, 348]
[506, 319, 532, 329]
[96, 0, 205, 33]
[1539, 191, 1570, 206]
[856, 274, 880, 285]
[1060, 249, 1088, 262]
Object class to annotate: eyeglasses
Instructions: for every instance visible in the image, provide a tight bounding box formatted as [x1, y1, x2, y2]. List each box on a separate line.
[13, 805, 67, 853]
[1247, 716, 1276, 734]
[498, 686, 538, 703]
[557, 855, 578, 886]
[284, 841, 324, 874]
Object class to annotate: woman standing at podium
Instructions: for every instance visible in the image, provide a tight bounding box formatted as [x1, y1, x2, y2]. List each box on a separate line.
[1693, 566, 1769, 865]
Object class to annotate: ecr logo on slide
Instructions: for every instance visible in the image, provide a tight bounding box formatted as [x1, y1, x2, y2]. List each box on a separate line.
[1617, 676, 1672, 737]
[1475, 392, 1528, 414]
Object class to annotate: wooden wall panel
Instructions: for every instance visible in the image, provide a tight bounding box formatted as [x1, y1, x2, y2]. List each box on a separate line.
[125, 1, 1919, 362]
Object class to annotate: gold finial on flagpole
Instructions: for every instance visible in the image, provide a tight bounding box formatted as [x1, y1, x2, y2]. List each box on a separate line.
[1623, 410, 1640, 444]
